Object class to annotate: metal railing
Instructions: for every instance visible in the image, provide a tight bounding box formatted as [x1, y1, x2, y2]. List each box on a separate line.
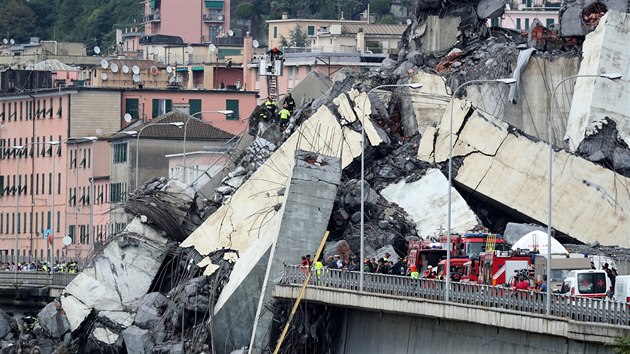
[0, 271, 76, 288]
[281, 265, 629, 326]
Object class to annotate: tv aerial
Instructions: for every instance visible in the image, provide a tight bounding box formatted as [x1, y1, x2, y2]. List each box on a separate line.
[122, 65, 130, 74]
[100, 59, 109, 69]
[94, 46, 101, 55]
[110, 63, 119, 73]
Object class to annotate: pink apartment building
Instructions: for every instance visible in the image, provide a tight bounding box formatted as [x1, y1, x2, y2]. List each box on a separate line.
[0, 84, 257, 263]
[142, 0, 231, 43]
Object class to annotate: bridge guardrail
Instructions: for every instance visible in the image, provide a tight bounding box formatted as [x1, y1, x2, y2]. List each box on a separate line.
[281, 265, 629, 327]
[0, 271, 77, 288]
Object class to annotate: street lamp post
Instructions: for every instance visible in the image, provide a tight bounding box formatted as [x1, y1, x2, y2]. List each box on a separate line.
[446, 78, 515, 302]
[359, 82, 422, 291]
[135, 122, 184, 189]
[182, 110, 233, 184]
[546, 72, 621, 315]
[11, 146, 24, 281]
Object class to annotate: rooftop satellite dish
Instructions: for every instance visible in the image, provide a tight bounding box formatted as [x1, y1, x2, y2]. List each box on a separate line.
[122, 65, 130, 74]
[228, 30, 234, 37]
[96, 128, 103, 135]
[208, 43, 216, 52]
[406, 19, 412, 25]
[101, 59, 109, 69]
[9, 39, 14, 45]
[110, 63, 119, 73]
[62, 236, 72, 246]
[124, 113, 132, 123]
[101, 72, 108, 81]
[132, 65, 140, 75]
[252, 40, 259, 48]
[2, 39, 7, 44]
[94, 46, 101, 55]
[186, 46, 194, 54]
[152, 47, 159, 55]
[150, 65, 158, 76]
[166, 65, 173, 74]
[132, 74, 140, 83]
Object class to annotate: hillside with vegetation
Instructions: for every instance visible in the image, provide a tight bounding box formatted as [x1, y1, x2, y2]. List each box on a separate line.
[0, 0, 141, 49]
[0, 0, 412, 49]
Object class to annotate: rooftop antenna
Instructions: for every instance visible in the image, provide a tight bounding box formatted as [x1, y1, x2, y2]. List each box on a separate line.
[110, 63, 119, 73]
[124, 113, 132, 123]
[9, 39, 14, 45]
[166, 66, 173, 74]
[100, 59, 109, 69]
[186, 45, 194, 54]
[252, 40, 259, 48]
[122, 64, 130, 74]
[101, 72, 108, 81]
[94, 46, 101, 55]
[208, 43, 216, 52]
[2, 39, 7, 45]
[132, 65, 140, 75]
[228, 30, 234, 37]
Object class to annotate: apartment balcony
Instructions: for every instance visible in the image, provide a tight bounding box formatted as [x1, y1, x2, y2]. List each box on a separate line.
[142, 10, 160, 23]
[203, 14, 224, 23]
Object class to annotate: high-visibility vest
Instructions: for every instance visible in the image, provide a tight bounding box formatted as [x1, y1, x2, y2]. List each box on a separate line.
[279, 109, 290, 120]
[410, 271, 419, 279]
[314, 261, 324, 276]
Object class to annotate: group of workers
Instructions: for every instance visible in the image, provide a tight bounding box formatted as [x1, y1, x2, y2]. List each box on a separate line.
[260, 93, 296, 131]
[1, 260, 79, 273]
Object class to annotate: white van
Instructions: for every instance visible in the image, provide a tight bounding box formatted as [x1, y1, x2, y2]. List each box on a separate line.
[614, 275, 630, 304]
[560, 269, 611, 299]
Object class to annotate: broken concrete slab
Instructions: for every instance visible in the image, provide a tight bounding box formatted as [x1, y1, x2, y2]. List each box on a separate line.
[64, 273, 123, 312]
[98, 311, 134, 329]
[0, 310, 16, 340]
[354, 91, 388, 146]
[381, 168, 480, 235]
[404, 73, 450, 136]
[250, 151, 341, 351]
[477, 0, 505, 19]
[91, 327, 120, 346]
[122, 325, 155, 354]
[566, 11, 630, 152]
[134, 292, 169, 330]
[412, 16, 462, 53]
[37, 302, 71, 339]
[181, 100, 363, 276]
[60, 295, 92, 332]
[503, 222, 547, 245]
[371, 245, 400, 263]
[425, 99, 630, 246]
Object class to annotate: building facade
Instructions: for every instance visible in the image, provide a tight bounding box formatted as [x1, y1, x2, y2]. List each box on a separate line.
[0, 84, 257, 263]
[141, 0, 232, 44]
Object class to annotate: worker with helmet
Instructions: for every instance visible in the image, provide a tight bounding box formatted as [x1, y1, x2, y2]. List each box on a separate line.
[410, 265, 420, 279]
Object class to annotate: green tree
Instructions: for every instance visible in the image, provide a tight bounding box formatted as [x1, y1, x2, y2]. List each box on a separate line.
[236, 2, 256, 19]
[377, 14, 396, 24]
[371, 0, 391, 15]
[0, 0, 37, 42]
[288, 25, 308, 47]
[609, 336, 630, 354]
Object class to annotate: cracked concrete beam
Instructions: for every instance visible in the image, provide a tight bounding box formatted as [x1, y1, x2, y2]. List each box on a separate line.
[181, 98, 363, 275]
[381, 168, 480, 234]
[428, 100, 630, 246]
[61, 295, 92, 332]
[408, 72, 450, 136]
[566, 11, 630, 151]
[354, 92, 386, 147]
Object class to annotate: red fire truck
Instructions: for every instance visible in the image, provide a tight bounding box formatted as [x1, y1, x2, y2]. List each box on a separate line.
[478, 250, 534, 286]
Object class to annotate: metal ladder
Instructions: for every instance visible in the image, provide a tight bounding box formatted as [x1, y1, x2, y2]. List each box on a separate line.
[267, 74, 278, 102]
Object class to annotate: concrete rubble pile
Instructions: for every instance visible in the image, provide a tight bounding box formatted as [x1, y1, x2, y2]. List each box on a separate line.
[0, 178, 234, 354]
[178, 4, 630, 352]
